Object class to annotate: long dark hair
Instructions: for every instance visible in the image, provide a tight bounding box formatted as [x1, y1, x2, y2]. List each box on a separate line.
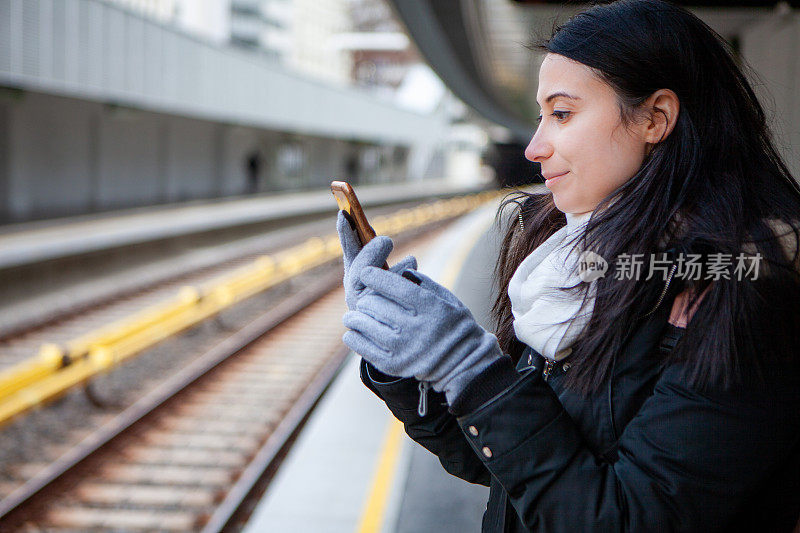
[491, 0, 800, 395]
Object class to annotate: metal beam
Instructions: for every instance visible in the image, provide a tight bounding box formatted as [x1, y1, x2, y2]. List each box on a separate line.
[388, 0, 533, 142]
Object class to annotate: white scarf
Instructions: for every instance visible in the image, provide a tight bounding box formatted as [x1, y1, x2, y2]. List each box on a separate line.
[507, 211, 595, 361]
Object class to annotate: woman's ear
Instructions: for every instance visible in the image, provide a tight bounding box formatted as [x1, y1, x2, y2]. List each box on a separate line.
[644, 89, 680, 145]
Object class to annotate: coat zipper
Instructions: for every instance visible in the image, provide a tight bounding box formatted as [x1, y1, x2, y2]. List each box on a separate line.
[639, 264, 677, 319]
[542, 359, 555, 382]
[418, 381, 429, 417]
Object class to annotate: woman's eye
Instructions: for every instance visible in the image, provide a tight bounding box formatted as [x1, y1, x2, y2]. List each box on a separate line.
[535, 111, 570, 125]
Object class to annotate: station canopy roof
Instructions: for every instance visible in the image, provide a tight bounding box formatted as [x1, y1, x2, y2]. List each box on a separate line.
[389, 0, 789, 142]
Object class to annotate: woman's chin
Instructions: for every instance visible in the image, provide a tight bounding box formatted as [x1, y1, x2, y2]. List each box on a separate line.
[551, 196, 573, 214]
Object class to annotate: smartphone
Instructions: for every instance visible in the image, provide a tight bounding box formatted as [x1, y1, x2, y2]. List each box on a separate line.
[331, 180, 389, 270]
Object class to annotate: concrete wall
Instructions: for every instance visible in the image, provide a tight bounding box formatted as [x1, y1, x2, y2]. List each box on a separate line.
[0, 101, 10, 221]
[219, 125, 263, 197]
[0, 90, 431, 222]
[96, 106, 163, 209]
[165, 117, 220, 202]
[741, 9, 800, 181]
[8, 92, 97, 218]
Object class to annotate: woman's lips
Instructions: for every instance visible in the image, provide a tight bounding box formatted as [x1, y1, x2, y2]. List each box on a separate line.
[544, 171, 569, 188]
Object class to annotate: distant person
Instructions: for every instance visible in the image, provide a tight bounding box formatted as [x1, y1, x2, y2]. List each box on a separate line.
[338, 1, 800, 531]
[345, 153, 359, 184]
[246, 151, 262, 194]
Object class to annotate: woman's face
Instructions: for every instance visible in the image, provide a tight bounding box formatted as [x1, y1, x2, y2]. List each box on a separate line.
[525, 53, 650, 214]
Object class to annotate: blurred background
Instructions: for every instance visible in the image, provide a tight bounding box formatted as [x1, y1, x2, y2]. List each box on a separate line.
[1, 0, 799, 224]
[0, 1, 799, 531]
[0, 0, 497, 225]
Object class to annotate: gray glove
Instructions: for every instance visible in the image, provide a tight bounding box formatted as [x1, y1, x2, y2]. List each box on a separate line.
[342, 266, 503, 404]
[337, 210, 416, 311]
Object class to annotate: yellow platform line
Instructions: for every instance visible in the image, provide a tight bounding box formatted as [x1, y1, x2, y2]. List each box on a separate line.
[355, 204, 497, 533]
[357, 418, 405, 533]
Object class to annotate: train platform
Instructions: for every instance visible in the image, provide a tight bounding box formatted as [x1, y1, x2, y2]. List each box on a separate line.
[243, 200, 503, 532]
[0, 179, 487, 271]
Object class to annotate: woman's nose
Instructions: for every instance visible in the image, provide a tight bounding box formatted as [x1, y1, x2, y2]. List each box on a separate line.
[525, 129, 553, 162]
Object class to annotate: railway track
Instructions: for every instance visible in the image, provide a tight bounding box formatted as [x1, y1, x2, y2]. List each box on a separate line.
[0, 216, 357, 510]
[0, 219, 452, 531]
[0, 200, 428, 352]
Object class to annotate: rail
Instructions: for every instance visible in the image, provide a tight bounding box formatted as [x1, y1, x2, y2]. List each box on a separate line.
[0, 190, 501, 426]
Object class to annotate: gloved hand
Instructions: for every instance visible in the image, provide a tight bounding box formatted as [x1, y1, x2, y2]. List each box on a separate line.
[337, 211, 417, 311]
[342, 266, 503, 404]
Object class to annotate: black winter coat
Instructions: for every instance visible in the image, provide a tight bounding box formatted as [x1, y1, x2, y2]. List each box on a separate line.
[360, 287, 800, 532]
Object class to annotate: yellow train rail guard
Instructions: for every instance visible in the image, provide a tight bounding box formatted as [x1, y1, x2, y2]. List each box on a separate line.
[0, 189, 503, 426]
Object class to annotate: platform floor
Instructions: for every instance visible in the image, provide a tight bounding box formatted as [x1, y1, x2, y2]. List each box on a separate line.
[243, 202, 503, 532]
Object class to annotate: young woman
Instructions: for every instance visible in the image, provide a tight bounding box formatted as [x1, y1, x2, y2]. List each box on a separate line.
[337, 1, 800, 531]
